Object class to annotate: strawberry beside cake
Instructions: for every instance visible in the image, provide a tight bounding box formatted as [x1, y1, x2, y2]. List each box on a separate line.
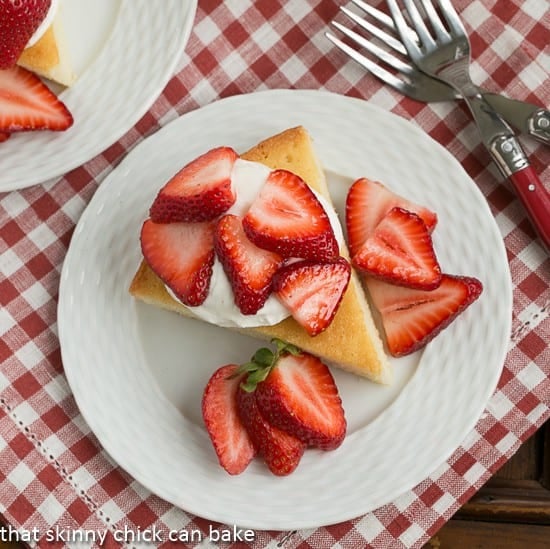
[345, 177, 483, 358]
[202, 339, 346, 476]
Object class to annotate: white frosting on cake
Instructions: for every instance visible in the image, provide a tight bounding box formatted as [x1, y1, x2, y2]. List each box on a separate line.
[26, 0, 59, 48]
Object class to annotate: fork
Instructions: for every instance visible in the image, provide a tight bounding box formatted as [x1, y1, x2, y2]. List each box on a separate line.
[326, 0, 457, 102]
[325, 0, 550, 144]
[385, 0, 550, 250]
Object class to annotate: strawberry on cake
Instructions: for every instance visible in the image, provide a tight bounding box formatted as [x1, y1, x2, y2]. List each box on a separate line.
[130, 126, 483, 384]
[130, 126, 392, 384]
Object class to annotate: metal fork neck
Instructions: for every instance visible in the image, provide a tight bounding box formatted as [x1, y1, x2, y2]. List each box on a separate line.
[438, 71, 530, 176]
[436, 59, 477, 96]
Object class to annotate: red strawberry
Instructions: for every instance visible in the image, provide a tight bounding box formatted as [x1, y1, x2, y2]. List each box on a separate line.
[0, 132, 10, 142]
[0, 0, 51, 69]
[352, 207, 441, 290]
[140, 218, 216, 306]
[149, 147, 238, 223]
[255, 352, 346, 450]
[0, 66, 73, 131]
[346, 178, 437, 256]
[202, 364, 256, 475]
[273, 257, 351, 336]
[237, 385, 305, 476]
[367, 274, 483, 357]
[242, 169, 339, 261]
[214, 214, 283, 315]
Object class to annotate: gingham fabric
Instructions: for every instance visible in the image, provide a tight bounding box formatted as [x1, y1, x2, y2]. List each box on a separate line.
[1, 1, 549, 548]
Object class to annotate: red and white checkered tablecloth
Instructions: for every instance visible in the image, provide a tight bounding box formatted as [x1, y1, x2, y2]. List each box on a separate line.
[1, 1, 548, 547]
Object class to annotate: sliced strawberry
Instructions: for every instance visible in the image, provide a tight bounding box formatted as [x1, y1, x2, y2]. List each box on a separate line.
[255, 352, 346, 450]
[0, 66, 73, 131]
[214, 214, 283, 315]
[140, 218, 216, 306]
[0, 132, 10, 142]
[367, 274, 483, 357]
[149, 147, 238, 223]
[352, 207, 441, 290]
[202, 364, 256, 475]
[242, 169, 339, 261]
[346, 178, 438, 256]
[273, 257, 351, 336]
[237, 385, 305, 476]
[0, 0, 51, 69]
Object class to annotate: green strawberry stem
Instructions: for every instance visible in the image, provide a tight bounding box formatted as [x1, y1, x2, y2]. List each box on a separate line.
[231, 338, 301, 392]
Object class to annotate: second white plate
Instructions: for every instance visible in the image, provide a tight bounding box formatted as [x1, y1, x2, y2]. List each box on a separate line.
[0, 0, 197, 191]
[59, 90, 512, 530]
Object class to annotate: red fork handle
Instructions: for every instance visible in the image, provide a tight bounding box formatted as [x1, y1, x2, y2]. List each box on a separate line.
[509, 166, 550, 251]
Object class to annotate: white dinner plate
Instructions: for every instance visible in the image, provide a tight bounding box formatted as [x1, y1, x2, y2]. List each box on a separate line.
[58, 90, 512, 530]
[0, 0, 197, 191]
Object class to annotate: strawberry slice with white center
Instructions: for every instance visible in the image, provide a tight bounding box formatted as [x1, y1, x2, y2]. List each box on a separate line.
[273, 257, 351, 336]
[202, 364, 256, 475]
[149, 147, 238, 223]
[0, 66, 73, 132]
[140, 218, 216, 306]
[255, 351, 346, 451]
[237, 384, 305, 476]
[367, 274, 483, 357]
[352, 207, 442, 290]
[214, 214, 283, 315]
[0, 0, 51, 69]
[242, 169, 339, 261]
[346, 177, 438, 256]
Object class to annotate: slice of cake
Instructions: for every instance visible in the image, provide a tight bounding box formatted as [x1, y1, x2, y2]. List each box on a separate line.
[130, 127, 392, 384]
[17, 8, 75, 87]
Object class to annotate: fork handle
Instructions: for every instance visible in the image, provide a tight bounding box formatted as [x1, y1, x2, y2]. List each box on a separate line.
[489, 133, 550, 251]
[508, 166, 550, 251]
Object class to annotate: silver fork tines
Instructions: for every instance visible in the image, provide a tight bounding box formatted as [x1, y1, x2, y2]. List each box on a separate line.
[341, 3, 407, 54]
[325, 1, 457, 102]
[386, 0, 471, 82]
[385, 0, 513, 150]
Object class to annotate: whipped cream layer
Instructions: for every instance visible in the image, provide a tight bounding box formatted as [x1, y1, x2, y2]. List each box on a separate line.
[167, 158, 344, 328]
[27, 0, 59, 48]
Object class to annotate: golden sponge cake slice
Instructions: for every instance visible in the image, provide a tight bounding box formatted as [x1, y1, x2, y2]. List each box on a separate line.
[17, 10, 75, 87]
[129, 127, 392, 384]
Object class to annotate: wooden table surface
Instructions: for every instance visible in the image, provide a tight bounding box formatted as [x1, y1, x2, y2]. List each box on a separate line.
[1, 419, 548, 548]
[425, 418, 550, 548]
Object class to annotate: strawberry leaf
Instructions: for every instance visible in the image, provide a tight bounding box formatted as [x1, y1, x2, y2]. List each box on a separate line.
[241, 367, 272, 392]
[252, 347, 275, 367]
[272, 338, 301, 357]
[236, 338, 304, 393]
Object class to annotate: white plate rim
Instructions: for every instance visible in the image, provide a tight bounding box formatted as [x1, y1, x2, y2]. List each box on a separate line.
[0, 0, 197, 192]
[58, 89, 512, 530]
